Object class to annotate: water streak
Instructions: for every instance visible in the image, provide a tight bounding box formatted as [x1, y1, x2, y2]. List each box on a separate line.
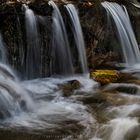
[0, 63, 34, 119]
[102, 2, 140, 67]
[23, 4, 41, 79]
[65, 4, 88, 73]
[48, 1, 74, 75]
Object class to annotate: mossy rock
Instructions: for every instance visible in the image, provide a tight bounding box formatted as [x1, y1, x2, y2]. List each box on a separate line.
[90, 70, 120, 85]
[59, 80, 81, 97]
[90, 70, 137, 85]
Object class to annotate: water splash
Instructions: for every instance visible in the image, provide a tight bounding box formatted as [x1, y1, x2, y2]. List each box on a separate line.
[23, 4, 41, 79]
[102, 2, 140, 67]
[65, 4, 88, 73]
[48, 1, 74, 75]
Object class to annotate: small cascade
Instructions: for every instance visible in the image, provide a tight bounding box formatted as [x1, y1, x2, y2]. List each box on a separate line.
[102, 1, 140, 67]
[23, 4, 41, 79]
[48, 1, 74, 75]
[101, 118, 139, 140]
[0, 63, 34, 119]
[0, 34, 7, 63]
[65, 4, 88, 73]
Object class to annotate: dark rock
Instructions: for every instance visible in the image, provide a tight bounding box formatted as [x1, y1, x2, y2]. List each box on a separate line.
[124, 125, 140, 140]
[59, 80, 81, 97]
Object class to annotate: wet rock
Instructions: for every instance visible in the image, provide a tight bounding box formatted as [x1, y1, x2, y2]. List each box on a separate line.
[126, 79, 140, 85]
[103, 83, 140, 95]
[129, 109, 140, 118]
[97, 91, 129, 106]
[124, 125, 140, 140]
[96, 125, 113, 140]
[0, 110, 11, 120]
[90, 52, 119, 70]
[90, 69, 137, 85]
[118, 72, 137, 83]
[90, 70, 120, 85]
[59, 80, 81, 97]
[89, 103, 112, 123]
[115, 86, 138, 95]
[72, 93, 106, 105]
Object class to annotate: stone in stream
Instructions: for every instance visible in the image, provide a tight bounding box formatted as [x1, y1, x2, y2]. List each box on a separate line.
[90, 69, 138, 85]
[59, 80, 81, 97]
[90, 70, 120, 85]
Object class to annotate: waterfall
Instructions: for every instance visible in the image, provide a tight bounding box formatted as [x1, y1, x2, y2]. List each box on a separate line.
[0, 33, 7, 63]
[1, 1, 140, 139]
[65, 4, 88, 74]
[23, 4, 41, 79]
[102, 1, 140, 67]
[48, 1, 74, 75]
[0, 63, 34, 119]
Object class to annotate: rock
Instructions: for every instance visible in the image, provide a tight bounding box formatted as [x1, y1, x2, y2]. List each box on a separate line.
[90, 70, 120, 85]
[90, 69, 138, 85]
[124, 125, 140, 140]
[97, 91, 128, 106]
[59, 80, 81, 97]
[90, 52, 119, 70]
[115, 85, 138, 95]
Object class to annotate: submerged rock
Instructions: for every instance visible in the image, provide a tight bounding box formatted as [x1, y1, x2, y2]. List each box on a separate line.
[59, 80, 81, 97]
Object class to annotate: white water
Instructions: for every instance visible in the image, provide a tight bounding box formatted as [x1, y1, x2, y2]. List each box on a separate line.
[65, 4, 88, 73]
[0, 65, 98, 138]
[0, 64, 140, 140]
[23, 4, 41, 79]
[0, 63, 34, 119]
[0, 43, 97, 132]
[48, 1, 74, 75]
[102, 1, 140, 67]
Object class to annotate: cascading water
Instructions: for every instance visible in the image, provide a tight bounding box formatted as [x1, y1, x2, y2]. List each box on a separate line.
[48, 1, 74, 75]
[23, 4, 41, 79]
[0, 34, 7, 63]
[1, 1, 140, 140]
[0, 3, 97, 137]
[0, 34, 98, 136]
[0, 67, 98, 138]
[0, 3, 97, 138]
[0, 22, 98, 137]
[0, 63, 34, 119]
[65, 4, 88, 74]
[101, 1, 140, 67]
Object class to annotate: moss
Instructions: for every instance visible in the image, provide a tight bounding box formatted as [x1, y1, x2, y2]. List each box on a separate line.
[90, 70, 120, 85]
